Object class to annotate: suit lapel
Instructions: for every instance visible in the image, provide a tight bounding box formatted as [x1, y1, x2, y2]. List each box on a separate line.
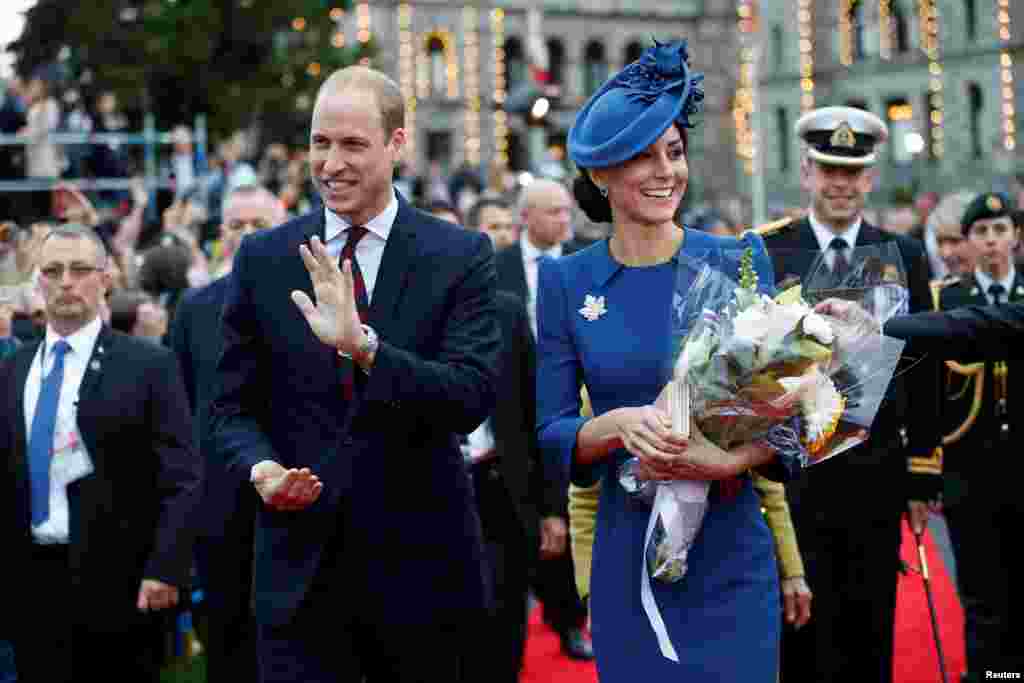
[76, 326, 115, 406]
[368, 197, 419, 337]
[1011, 272, 1024, 302]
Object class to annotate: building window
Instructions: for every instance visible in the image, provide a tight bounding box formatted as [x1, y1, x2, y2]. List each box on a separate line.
[849, 2, 866, 62]
[772, 25, 784, 72]
[427, 36, 446, 98]
[964, 0, 977, 42]
[624, 40, 644, 65]
[426, 130, 452, 164]
[892, 2, 910, 54]
[968, 82, 983, 159]
[776, 107, 790, 171]
[505, 37, 526, 92]
[546, 38, 565, 86]
[583, 41, 607, 95]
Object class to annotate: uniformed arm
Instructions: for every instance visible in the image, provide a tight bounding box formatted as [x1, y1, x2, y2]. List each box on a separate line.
[884, 303, 1024, 360]
[752, 474, 804, 579]
[899, 238, 944, 503]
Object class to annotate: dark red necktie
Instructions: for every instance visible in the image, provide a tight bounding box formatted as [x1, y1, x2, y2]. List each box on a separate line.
[340, 225, 369, 400]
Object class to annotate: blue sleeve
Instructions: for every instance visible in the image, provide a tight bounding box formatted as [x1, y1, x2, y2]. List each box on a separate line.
[535, 258, 599, 488]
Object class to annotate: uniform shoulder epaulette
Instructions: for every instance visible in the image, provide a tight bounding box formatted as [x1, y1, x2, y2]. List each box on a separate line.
[744, 216, 795, 238]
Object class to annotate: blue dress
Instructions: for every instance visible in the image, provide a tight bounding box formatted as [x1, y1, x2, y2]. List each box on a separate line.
[536, 229, 781, 681]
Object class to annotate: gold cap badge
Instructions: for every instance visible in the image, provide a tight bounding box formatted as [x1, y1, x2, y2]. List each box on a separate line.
[986, 195, 1003, 212]
[830, 121, 857, 149]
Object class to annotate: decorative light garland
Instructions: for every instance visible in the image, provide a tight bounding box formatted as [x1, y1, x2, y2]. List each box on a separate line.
[839, 0, 854, 66]
[398, 3, 416, 164]
[463, 6, 481, 165]
[879, 0, 892, 60]
[735, 0, 757, 175]
[918, 0, 944, 158]
[797, 0, 814, 111]
[491, 8, 508, 168]
[997, 0, 1015, 151]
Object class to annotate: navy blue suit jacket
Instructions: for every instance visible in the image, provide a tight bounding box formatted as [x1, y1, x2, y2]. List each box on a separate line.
[169, 277, 255, 542]
[0, 327, 201, 634]
[210, 195, 501, 627]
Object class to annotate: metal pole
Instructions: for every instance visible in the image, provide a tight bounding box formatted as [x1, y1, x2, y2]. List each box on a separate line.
[914, 528, 950, 683]
[144, 112, 158, 224]
[194, 113, 207, 172]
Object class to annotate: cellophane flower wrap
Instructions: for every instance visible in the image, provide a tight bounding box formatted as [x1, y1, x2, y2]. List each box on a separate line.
[623, 245, 907, 594]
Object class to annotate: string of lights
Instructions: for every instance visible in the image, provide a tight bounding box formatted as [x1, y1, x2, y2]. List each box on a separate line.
[491, 8, 508, 168]
[734, 1, 758, 175]
[797, 0, 814, 112]
[918, 0, 944, 159]
[398, 3, 416, 163]
[997, 0, 1015, 151]
[463, 7, 481, 165]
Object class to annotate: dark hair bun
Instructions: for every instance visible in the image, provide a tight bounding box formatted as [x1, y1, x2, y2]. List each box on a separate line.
[572, 173, 613, 223]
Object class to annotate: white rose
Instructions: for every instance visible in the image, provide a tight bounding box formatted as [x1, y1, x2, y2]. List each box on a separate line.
[802, 313, 834, 346]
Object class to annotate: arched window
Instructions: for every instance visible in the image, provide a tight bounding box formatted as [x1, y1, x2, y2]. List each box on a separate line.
[964, 0, 977, 42]
[968, 82, 983, 159]
[850, 3, 867, 62]
[427, 35, 446, 98]
[505, 37, 526, 92]
[892, 2, 910, 54]
[624, 40, 644, 66]
[583, 41, 607, 95]
[776, 107, 790, 171]
[546, 38, 565, 86]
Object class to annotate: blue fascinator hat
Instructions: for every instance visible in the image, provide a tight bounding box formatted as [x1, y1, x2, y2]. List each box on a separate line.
[568, 39, 705, 169]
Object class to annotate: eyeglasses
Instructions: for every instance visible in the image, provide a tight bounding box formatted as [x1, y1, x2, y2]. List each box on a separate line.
[225, 218, 274, 232]
[39, 264, 103, 281]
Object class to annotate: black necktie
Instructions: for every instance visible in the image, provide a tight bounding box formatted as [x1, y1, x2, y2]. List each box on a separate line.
[830, 237, 850, 282]
[989, 283, 1006, 305]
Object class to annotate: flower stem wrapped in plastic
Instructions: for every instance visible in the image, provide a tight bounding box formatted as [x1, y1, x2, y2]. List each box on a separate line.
[626, 244, 908, 661]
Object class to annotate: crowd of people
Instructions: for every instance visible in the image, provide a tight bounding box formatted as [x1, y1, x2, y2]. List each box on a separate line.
[1, 38, 1023, 683]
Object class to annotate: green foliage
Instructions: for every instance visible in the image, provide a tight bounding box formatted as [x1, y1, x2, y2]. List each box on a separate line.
[9, 0, 371, 143]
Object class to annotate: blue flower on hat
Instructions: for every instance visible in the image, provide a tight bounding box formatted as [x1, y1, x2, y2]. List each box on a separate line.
[568, 39, 705, 168]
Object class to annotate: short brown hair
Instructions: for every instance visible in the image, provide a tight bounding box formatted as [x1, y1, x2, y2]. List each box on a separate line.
[317, 66, 405, 139]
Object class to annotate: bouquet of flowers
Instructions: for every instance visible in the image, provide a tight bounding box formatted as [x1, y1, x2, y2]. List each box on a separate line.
[625, 245, 907, 661]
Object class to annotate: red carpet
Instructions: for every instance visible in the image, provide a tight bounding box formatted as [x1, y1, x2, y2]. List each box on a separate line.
[521, 521, 965, 682]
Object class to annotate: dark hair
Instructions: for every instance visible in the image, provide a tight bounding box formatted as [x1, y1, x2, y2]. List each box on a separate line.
[466, 195, 512, 228]
[572, 124, 689, 224]
[108, 290, 150, 334]
[420, 200, 462, 224]
[1011, 208, 1024, 230]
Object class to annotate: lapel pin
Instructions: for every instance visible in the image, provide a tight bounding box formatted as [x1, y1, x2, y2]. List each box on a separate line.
[1016, 285, 1024, 297]
[970, 286, 980, 297]
[579, 294, 607, 322]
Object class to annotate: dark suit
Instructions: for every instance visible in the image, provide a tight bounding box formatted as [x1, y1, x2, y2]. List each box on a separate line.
[495, 237, 588, 637]
[210, 197, 500, 682]
[465, 291, 561, 682]
[765, 218, 942, 683]
[169, 278, 258, 682]
[937, 274, 1023, 676]
[0, 327, 201, 682]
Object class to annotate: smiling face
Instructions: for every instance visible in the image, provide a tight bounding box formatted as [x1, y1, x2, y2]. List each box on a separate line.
[801, 159, 874, 232]
[591, 125, 688, 230]
[309, 87, 405, 225]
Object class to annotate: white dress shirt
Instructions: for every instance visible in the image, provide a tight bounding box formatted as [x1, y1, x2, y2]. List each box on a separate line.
[973, 266, 1016, 305]
[23, 316, 102, 545]
[520, 233, 563, 337]
[323, 189, 400, 305]
[808, 210, 862, 270]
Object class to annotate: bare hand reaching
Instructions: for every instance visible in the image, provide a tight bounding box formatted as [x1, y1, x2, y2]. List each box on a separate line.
[252, 461, 323, 511]
[291, 236, 365, 356]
